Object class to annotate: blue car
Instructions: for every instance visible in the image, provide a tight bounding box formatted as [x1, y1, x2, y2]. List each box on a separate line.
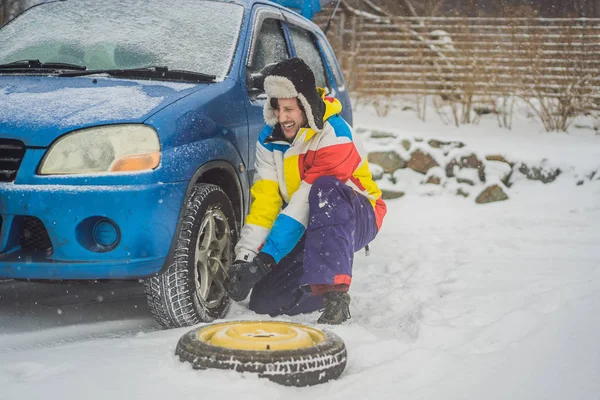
[0, 0, 351, 327]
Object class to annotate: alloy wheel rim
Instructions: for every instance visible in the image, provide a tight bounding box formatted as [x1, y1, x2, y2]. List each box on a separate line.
[193, 208, 231, 308]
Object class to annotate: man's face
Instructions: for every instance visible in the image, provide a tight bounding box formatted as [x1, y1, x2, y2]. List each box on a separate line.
[274, 98, 307, 140]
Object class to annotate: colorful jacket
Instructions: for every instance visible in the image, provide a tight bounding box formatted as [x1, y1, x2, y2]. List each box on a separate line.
[234, 94, 386, 263]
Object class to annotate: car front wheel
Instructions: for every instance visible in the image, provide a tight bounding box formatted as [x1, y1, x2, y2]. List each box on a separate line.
[145, 183, 237, 328]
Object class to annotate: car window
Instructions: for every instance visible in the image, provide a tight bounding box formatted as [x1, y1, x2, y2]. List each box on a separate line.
[288, 26, 328, 90]
[319, 39, 345, 91]
[249, 18, 289, 74]
[0, 0, 244, 81]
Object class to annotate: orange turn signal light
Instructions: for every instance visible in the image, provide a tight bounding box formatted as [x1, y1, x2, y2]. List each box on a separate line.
[110, 152, 161, 172]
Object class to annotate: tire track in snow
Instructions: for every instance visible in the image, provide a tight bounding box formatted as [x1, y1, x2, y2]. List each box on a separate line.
[0, 281, 160, 354]
[0, 319, 161, 354]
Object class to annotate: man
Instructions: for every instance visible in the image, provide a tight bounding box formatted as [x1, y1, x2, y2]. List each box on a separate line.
[226, 58, 386, 324]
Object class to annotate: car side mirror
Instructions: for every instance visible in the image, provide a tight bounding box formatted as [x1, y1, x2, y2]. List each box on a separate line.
[247, 63, 277, 99]
[247, 71, 265, 92]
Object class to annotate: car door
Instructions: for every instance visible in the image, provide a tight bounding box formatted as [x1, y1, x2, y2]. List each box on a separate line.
[244, 6, 291, 177]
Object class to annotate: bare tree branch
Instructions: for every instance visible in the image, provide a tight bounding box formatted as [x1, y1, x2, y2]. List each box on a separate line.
[401, 0, 418, 17]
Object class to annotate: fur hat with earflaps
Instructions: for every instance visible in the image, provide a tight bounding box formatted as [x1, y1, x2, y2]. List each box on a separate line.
[263, 57, 325, 132]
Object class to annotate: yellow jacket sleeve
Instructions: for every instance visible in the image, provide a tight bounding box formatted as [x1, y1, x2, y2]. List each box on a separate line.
[234, 127, 283, 261]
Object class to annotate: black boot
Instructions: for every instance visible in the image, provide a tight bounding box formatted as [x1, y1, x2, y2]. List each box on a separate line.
[317, 292, 351, 325]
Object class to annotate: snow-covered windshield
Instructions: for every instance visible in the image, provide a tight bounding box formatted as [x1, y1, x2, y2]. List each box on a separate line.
[0, 0, 244, 81]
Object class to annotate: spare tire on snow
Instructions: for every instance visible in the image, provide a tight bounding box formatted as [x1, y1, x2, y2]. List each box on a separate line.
[175, 320, 347, 386]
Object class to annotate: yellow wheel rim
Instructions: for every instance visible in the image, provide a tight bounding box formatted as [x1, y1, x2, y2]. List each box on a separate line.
[196, 321, 327, 351]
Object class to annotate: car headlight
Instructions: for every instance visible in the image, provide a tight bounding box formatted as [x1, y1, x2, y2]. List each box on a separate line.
[39, 125, 161, 175]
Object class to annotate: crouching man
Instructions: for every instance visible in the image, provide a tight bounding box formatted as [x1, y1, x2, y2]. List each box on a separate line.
[226, 58, 387, 324]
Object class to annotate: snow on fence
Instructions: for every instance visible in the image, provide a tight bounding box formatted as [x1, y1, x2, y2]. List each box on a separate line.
[315, 15, 600, 102]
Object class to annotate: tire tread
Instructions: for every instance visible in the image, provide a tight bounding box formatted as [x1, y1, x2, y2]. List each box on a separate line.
[144, 184, 235, 328]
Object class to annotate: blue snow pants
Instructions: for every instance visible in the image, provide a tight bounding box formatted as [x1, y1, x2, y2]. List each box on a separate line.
[249, 176, 378, 317]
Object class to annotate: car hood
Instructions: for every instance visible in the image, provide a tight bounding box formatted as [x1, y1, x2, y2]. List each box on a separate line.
[0, 75, 206, 147]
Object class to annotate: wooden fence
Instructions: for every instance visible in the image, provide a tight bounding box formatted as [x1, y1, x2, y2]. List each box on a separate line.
[315, 15, 600, 101]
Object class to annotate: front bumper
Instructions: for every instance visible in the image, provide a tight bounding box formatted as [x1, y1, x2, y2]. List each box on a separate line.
[0, 178, 187, 280]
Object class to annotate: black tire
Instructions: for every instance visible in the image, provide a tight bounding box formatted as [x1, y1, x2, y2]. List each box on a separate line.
[145, 184, 237, 328]
[175, 321, 347, 386]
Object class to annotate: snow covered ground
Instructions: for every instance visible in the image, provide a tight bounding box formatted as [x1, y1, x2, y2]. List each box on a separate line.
[1, 101, 599, 400]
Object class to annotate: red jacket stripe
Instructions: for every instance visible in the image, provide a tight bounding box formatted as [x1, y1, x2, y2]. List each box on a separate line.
[303, 143, 362, 184]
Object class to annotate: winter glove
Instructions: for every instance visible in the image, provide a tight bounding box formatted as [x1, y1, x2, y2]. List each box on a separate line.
[226, 252, 275, 301]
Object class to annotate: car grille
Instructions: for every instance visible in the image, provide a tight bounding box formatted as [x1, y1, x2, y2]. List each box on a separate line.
[0, 139, 26, 182]
[20, 217, 53, 255]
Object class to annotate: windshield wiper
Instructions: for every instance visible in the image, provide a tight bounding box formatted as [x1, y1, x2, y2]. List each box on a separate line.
[59, 66, 216, 83]
[0, 59, 86, 71]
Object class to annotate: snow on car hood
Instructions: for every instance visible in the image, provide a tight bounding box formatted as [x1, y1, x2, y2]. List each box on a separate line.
[0, 75, 203, 146]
